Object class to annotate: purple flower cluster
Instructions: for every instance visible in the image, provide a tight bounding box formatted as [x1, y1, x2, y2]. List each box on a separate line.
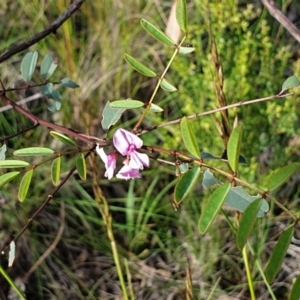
[96, 129, 149, 180]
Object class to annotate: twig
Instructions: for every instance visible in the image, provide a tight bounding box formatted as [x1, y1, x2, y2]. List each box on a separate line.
[141, 92, 292, 133]
[261, 0, 300, 44]
[0, 0, 86, 63]
[0, 123, 39, 143]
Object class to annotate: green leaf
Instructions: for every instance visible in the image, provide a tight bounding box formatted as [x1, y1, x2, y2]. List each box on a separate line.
[175, 162, 189, 176]
[140, 19, 174, 46]
[176, 0, 188, 33]
[50, 131, 77, 147]
[124, 54, 156, 77]
[101, 101, 125, 132]
[179, 46, 195, 54]
[60, 78, 79, 88]
[20, 51, 38, 82]
[50, 89, 62, 111]
[265, 225, 294, 283]
[236, 198, 262, 250]
[225, 186, 268, 217]
[227, 125, 243, 172]
[0, 144, 7, 160]
[0, 160, 29, 168]
[174, 167, 201, 203]
[268, 163, 300, 192]
[160, 78, 177, 92]
[0, 171, 20, 187]
[180, 116, 201, 158]
[199, 183, 231, 234]
[40, 54, 57, 80]
[41, 82, 53, 98]
[14, 147, 54, 156]
[220, 150, 246, 163]
[282, 75, 300, 91]
[150, 103, 164, 112]
[109, 99, 144, 109]
[202, 169, 219, 190]
[51, 156, 61, 186]
[18, 169, 33, 202]
[76, 153, 86, 180]
[289, 273, 300, 300]
[201, 152, 218, 160]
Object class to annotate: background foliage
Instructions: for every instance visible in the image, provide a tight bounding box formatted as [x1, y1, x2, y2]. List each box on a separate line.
[0, 0, 300, 299]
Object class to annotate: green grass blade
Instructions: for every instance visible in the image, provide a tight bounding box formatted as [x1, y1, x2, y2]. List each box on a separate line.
[289, 273, 300, 300]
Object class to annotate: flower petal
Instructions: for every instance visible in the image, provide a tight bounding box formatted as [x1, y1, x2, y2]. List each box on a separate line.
[113, 129, 143, 155]
[129, 152, 149, 169]
[96, 145, 107, 163]
[105, 155, 117, 179]
[96, 145, 116, 180]
[116, 165, 141, 180]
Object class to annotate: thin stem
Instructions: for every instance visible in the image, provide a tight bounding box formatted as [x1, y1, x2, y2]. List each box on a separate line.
[141, 92, 292, 134]
[92, 169, 128, 299]
[248, 243, 277, 300]
[261, 0, 300, 44]
[111, 241, 128, 300]
[0, 123, 39, 142]
[243, 246, 256, 300]
[0, 0, 86, 63]
[124, 258, 135, 300]
[134, 36, 187, 131]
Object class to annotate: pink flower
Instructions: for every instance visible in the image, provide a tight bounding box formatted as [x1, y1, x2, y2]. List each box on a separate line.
[96, 145, 117, 179]
[113, 129, 149, 170]
[116, 165, 141, 180]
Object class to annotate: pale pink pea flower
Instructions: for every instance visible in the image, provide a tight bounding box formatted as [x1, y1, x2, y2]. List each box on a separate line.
[116, 165, 141, 180]
[113, 128, 149, 170]
[96, 145, 117, 180]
